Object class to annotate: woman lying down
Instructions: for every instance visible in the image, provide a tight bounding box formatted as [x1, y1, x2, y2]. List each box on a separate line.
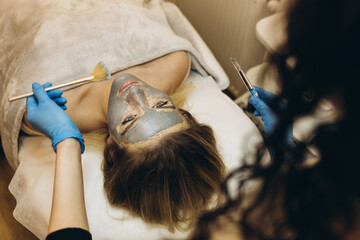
[22, 51, 225, 232]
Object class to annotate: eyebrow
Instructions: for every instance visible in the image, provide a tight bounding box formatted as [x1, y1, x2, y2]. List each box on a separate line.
[161, 106, 176, 110]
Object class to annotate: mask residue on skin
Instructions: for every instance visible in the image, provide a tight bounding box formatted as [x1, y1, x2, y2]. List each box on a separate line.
[107, 73, 183, 144]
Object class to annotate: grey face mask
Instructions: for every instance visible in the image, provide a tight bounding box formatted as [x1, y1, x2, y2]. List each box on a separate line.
[107, 74, 184, 144]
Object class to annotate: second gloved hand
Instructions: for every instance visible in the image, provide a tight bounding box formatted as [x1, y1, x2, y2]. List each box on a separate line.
[26, 82, 85, 153]
[249, 86, 295, 147]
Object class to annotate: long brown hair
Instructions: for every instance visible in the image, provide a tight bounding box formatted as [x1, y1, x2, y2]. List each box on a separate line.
[102, 108, 225, 232]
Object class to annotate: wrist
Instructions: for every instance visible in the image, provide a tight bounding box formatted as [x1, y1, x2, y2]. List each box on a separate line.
[52, 130, 85, 154]
[56, 138, 81, 153]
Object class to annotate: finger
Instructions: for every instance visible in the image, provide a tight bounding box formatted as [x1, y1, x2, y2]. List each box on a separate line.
[32, 82, 51, 102]
[43, 82, 53, 88]
[253, 86, 277, 103]
[249, 96, 264, 110]
[249, 96, 271, 116]
[26, 95, 37, 112]
[254, 110, 260, 116]
[42, 82, 63, 99]
[47, 89, 63, 99]
[53, 97, 67, 105]
[61, 105, 67, 110]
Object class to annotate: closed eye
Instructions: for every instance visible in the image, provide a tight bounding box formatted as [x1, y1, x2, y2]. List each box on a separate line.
[122, 115, 136, 124]
[153, 101, 169, 108]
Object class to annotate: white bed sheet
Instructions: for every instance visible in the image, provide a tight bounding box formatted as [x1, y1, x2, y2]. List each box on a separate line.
[9, 70, 262, 240]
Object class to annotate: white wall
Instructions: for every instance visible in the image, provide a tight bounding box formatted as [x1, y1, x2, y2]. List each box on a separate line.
[174, 0, 270, 96]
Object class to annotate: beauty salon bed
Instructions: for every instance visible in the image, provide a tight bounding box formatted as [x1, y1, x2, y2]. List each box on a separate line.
[0, 0, 262, 239]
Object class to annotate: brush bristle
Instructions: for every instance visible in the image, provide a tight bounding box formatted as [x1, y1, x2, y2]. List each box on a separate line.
[91, 61, 111, 81]
[229, 57, 242, 71]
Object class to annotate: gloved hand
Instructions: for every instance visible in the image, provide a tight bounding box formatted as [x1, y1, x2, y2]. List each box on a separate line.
[26, 82, 85, 153]
[249, 86, 295, 147]
[42, 82, 68, 110]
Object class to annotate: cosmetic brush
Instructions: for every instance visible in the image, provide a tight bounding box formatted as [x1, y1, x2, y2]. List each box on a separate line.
[229, 58, 258, 97]
[8, 61, 111, 102]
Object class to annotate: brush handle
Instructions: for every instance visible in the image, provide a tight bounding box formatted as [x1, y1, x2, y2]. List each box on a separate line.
[8, 76, 94, 102]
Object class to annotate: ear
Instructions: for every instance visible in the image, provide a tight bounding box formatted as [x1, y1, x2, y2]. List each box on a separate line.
[106, 134, 115, 145]
[107, 133, 126, 148]
[105, 135, 118, 162]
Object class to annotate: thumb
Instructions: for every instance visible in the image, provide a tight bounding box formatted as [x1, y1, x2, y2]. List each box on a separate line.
[32, 82, 50, 103]
[253, 86, 277, 103]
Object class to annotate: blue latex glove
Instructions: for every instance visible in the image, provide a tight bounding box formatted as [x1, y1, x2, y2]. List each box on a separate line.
[26, 82, 85, 153]
[42, 82, 68, 110]
[249, 86, 295, 147]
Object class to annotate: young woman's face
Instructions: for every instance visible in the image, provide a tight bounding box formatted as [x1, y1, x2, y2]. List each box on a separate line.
[108, 74, 185, 145]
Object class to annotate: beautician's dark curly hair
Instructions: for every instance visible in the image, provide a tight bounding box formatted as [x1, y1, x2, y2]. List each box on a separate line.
[191, 0, 360, 239]
[102, 108, 225, 232]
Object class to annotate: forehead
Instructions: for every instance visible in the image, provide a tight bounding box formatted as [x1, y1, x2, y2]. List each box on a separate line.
[122, 120, 189, 150]
[123, 109, 184, 144]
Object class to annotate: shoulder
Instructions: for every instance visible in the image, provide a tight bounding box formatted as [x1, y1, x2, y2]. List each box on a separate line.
[119, 51, 191, 94]
[150, 51, 191, 94]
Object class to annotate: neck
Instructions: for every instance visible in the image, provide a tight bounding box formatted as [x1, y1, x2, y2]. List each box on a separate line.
[62, 67, 173, 133]
[22, 51, 190, 135]
[62, 78, 112, 133]
[62, 51, 190, 133]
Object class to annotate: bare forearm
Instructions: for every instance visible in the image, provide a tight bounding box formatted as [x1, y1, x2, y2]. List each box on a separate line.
[48, 138, 89, 234]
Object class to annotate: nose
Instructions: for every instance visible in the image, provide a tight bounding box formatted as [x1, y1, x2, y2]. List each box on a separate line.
[126, 86, 149, 109]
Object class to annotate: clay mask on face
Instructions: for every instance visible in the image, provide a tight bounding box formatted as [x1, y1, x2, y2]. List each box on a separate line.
[107, 74, 184, 144]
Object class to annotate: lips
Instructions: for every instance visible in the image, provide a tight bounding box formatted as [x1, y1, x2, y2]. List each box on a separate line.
[118, 80, 139, 94]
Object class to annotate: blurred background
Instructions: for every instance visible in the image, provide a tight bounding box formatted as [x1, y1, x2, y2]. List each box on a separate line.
[172, 0, 270, 98]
